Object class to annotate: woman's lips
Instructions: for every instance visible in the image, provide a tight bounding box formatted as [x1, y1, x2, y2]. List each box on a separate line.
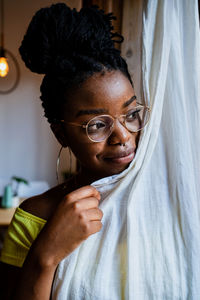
[103, 148, 135, 164]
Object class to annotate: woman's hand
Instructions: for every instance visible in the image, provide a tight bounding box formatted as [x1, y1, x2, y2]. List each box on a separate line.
[33, 185, 103, 268]
[13, 186, 102, 300]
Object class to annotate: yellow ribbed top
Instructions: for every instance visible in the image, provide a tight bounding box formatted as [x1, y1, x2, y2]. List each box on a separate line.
[0, 207, 46, 267]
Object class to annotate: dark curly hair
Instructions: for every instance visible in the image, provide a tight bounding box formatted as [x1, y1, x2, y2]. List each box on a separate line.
[19, 3, 133, 123]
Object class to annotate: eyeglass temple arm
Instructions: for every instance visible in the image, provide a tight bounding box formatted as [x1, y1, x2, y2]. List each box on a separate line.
[60, 120, 87, 128]
[136, 102, 151, 110]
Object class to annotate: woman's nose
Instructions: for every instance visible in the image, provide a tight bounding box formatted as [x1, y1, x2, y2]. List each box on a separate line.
[108, 119, 131, 145]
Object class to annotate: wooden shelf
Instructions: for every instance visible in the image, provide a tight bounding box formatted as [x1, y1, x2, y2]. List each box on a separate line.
[0, 198, 26, 226]
[0, 207, 16, 226]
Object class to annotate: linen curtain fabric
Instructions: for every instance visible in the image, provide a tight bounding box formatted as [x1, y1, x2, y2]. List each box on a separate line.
[52, 0, 200, 299]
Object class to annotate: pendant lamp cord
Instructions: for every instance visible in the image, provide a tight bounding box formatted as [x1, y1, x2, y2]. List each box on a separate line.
[1, 0, 4, 49]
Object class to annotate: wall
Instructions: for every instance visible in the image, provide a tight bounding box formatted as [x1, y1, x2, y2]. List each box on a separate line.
[0, 0, 81, 188]
[121, 0, 143, 101]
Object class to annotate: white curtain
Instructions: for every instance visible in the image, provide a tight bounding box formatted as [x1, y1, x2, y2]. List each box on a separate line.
[52, 1, 200, 299]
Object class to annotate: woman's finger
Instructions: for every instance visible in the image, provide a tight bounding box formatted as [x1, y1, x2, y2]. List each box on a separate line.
[84, 208, 103, 221]
[89, 221, 103, 235]
[64, 185, 101, 204]
[71, 197, 100, 211]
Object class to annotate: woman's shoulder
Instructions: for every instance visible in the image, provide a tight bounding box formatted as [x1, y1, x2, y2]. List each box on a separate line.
[19, 193, 55, 221]
[20, 177, 76, 221]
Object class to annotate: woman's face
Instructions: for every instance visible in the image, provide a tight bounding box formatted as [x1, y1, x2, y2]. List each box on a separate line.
[60, 70, 139, 181]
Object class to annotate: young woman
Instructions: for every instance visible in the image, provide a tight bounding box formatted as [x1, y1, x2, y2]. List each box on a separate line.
[0, 3, 149, 299]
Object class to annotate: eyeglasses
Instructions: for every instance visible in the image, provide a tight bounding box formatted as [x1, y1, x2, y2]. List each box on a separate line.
[60, 103, 151, 142]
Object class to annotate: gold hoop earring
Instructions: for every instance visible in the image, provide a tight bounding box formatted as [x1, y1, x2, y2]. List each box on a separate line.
[56, 146, 73, 185]
[56, 146, 63, 185]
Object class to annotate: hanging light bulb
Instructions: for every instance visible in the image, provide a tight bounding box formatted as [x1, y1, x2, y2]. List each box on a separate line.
[0, 54, 9, 77]
[0, 0, 9, 77]
[0, 0, 20, 93]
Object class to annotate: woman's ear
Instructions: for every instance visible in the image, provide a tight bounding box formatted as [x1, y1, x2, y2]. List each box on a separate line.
[50, 123, 68, 147]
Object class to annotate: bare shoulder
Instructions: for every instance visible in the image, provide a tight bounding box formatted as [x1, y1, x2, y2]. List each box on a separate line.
[19, 193, 55, 221]
[20, 178, 76, 220]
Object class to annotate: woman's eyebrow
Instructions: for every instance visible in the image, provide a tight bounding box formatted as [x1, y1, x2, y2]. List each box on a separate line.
[76, 108, 108, 117]
[76, 95, 137, 117]
[122, 95, 137, 108]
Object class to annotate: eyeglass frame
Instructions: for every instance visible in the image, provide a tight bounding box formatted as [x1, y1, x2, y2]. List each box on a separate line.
[60, 102, 151, 143]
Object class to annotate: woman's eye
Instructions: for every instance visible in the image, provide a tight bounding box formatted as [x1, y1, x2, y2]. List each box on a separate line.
[126, 109, 140, 121]
[88, 121, 106, 132]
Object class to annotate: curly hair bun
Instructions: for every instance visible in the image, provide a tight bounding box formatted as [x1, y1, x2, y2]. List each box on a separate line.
[19, 3, 77, 74]
[19, 3, 121, 75]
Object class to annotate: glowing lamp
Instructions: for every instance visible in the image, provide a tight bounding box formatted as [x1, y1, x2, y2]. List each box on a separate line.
[0, 55, 9, 77]
[0, 0, 9, 77]
[0, 0, 20, 93]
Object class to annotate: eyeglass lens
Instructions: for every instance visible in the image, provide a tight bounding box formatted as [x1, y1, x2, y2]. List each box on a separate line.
[87, 116, 113, 142]
[86, 106, 149, 142]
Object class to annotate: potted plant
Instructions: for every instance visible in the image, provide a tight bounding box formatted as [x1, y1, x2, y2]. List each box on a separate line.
[11, 176, 29, 207]
[1, 176, 29, 208]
